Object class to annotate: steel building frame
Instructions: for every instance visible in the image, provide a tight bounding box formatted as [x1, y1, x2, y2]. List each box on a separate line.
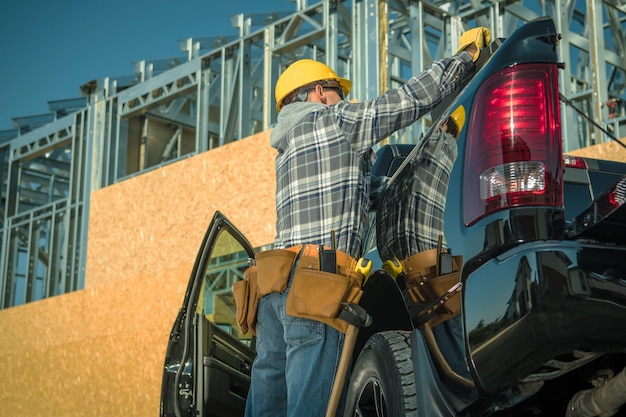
[0, 0, 624, 308]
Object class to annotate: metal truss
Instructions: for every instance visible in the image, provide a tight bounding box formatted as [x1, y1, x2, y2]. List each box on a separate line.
[0, 0, 624, 308]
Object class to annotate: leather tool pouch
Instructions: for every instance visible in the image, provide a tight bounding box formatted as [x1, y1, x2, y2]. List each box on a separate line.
[286, 256, 364, 334]
[255, 249, 297, 296]
[401, 249, 463, 328]
[232, 249, 298, 335]
[232, 265, 259, 335]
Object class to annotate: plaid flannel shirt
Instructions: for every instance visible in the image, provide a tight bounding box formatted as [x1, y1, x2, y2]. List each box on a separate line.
[270, 53, 473, 259]
[376, 129, 458, 262]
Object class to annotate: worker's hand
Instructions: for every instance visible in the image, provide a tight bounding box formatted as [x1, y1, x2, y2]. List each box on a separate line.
[457, 27, 492, 62]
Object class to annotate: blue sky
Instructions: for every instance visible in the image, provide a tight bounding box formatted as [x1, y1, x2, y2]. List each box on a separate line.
[0, 0, 294, 131]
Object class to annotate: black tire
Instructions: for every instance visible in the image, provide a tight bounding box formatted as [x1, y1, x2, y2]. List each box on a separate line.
[343, 330, 417, 417]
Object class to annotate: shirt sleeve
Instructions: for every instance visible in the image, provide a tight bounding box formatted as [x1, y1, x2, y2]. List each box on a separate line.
[332, 52, 474, 154]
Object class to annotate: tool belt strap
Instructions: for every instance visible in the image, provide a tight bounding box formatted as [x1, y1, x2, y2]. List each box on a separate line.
[400, 249, 438, 279]
[284, 245, 359, 271]
[252, 244, 360, 289]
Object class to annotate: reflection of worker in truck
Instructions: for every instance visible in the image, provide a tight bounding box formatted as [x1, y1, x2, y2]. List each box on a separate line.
[374, 110, 473, 393]
[242, 28, 492, 417]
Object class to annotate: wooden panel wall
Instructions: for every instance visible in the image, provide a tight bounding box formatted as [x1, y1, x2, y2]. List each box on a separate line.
[0, 131, 277, 417]
[565, 138, 626, 163]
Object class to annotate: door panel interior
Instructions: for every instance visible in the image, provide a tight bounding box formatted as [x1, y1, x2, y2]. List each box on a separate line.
[198, 317, 254, 417]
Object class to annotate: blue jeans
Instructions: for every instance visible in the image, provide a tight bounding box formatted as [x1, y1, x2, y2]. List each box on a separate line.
[244, 286, 345, 417]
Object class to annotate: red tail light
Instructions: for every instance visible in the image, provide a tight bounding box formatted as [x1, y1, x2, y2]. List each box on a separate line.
[463, 63, 563, 226]
[600, 177, 626, 216]
[563, 155, 587, 169]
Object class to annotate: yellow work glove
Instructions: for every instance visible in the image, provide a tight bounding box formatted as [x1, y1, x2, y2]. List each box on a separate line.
[457, 27, 492, 61]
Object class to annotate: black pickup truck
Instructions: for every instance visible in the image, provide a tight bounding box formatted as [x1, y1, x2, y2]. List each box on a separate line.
[160, 17, 626, 417]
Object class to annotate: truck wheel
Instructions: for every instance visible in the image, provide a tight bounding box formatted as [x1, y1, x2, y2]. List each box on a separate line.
[343, 330, 417, 417]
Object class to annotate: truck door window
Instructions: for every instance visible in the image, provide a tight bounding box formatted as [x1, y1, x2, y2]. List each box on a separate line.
[196, 229, 253, 344]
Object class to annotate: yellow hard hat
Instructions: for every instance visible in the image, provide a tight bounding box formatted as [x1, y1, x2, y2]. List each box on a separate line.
[275, 59, 351, 112]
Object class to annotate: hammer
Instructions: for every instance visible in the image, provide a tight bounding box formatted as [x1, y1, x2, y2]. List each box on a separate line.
[325, 302, 372, 417]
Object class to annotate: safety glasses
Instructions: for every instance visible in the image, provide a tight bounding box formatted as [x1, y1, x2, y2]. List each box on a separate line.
[291, 84, 345, 104]
[323, 86, 345, 100]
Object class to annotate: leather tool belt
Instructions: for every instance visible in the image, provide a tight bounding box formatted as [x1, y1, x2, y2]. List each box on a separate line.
[399, 248, 463, 328]
[232, 245, 365, 335]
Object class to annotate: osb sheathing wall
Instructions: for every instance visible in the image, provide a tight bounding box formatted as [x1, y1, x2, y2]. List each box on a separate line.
[566, 138, 626, 163]
[0, 131, 277, 417]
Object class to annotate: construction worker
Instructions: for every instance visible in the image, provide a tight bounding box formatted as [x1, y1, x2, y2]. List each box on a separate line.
[244, 27, 492, 417]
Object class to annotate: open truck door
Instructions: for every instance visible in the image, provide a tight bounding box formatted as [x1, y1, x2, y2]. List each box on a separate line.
[161, 211, 256, 417]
